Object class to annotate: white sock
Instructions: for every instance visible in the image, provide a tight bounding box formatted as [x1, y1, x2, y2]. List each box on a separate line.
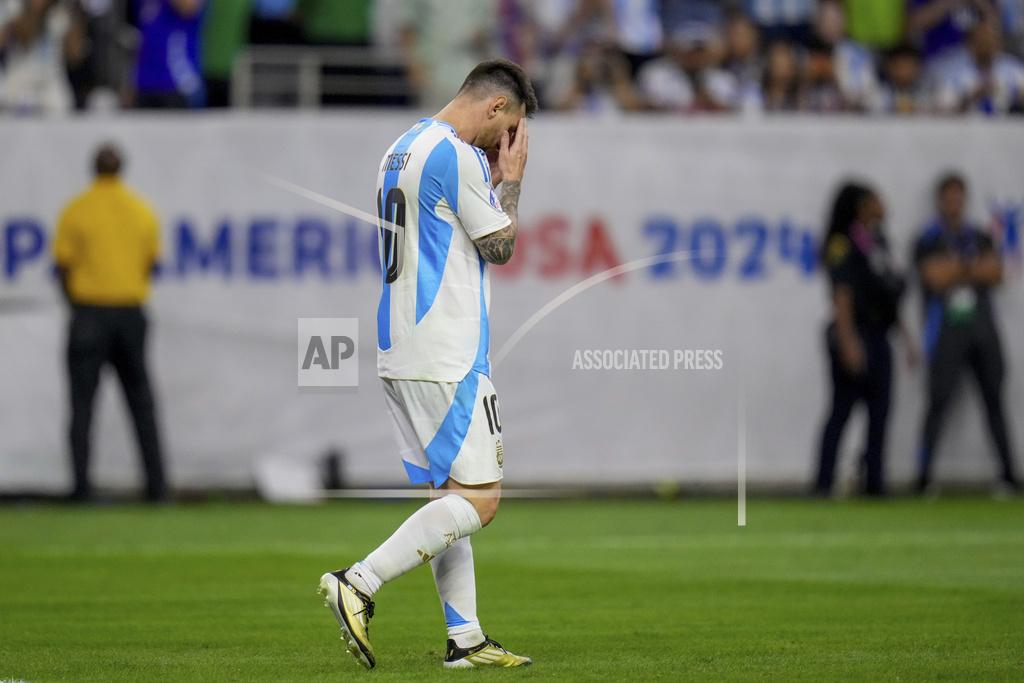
[344, 561, 382, 596]
[431, 537, 485, 648]
[346, 494, 482, 597]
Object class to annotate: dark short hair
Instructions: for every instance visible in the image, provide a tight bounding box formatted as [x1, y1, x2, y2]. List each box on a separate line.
[94, 143, 123, 176]
[936, 172, 966, 196]
[458, 59, 539, 116]
[804, 35, 833, 57]
[885, 42, 920, 62]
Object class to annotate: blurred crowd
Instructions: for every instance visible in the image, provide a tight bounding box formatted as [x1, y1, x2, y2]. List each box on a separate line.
[2, 0, 1024, 115]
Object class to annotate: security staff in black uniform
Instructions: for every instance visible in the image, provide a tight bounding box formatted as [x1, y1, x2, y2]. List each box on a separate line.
[914, 173, 1019, 494]
[815, 182, 913, 497]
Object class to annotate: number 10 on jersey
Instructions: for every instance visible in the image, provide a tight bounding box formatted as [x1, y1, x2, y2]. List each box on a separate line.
[377, 188, 407, 284]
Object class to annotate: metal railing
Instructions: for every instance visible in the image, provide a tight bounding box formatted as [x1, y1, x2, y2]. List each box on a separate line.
[230, 46, 411, 109]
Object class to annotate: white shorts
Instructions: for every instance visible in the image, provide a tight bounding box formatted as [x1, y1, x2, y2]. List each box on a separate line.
[382, 370, 504, 487]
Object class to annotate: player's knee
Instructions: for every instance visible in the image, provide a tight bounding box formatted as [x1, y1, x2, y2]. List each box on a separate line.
[472, 494, 500, 527]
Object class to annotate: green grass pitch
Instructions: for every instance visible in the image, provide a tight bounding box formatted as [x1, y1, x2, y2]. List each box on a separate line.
[1, 497, 1023, 681]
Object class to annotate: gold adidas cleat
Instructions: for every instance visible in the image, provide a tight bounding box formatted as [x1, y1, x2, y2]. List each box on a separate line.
[443, 636, 532, 669]
[318, 569, 376, 669]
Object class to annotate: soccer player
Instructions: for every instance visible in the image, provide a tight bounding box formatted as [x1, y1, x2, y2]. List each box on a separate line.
[318, 59, 537, 670]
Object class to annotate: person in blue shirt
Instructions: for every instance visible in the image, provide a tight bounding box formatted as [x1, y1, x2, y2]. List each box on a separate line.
[908, 0, 998, 61]
[914, 173, 1019, 494]
[133, 0, 206, 108]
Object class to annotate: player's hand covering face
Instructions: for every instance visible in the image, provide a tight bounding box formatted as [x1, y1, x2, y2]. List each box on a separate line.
[491, 118, 528, 188]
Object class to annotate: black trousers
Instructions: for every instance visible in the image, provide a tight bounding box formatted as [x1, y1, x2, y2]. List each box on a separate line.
[815, 325, 893, 496]
[67, 305, 166, 500]
[917, 318, 1018, 488]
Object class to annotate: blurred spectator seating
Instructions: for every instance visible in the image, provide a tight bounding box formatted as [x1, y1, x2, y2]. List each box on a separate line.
[3, 0, 1024, 116]
[933, 19, 1024, 113]
[230, 44, 408, 107]
[0, 0, 84, 114]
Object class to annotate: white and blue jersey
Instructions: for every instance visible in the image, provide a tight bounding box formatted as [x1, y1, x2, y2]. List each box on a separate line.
[933, 49, 1024, 115]
[375, 118, 511, 382]
[376, 117, 512, 487]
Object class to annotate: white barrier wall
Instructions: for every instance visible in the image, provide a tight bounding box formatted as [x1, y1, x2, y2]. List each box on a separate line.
[1, 114, 1022, 492]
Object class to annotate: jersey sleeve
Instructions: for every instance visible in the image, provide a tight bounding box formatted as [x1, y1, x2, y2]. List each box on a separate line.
[823, 234, 854, 287]
[456, 144, 511, 240]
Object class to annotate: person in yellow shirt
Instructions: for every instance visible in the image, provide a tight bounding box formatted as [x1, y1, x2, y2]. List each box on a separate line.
[53, 143, 167, 502]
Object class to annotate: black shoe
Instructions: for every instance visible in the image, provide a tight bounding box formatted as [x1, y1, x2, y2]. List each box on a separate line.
[66, 487, 93, 504]
[145, 489, 171, 504]
[913, 475, 931, 495]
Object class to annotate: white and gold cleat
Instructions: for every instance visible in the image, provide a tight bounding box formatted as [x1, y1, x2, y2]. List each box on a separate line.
[443, 636, 532, 669]
[317, 569, 376, 669]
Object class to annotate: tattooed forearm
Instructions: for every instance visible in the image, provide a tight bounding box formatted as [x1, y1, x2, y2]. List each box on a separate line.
[474, 181, 521, 265]
[475, 224, 516, 265]
[500, 180, 521, 225]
